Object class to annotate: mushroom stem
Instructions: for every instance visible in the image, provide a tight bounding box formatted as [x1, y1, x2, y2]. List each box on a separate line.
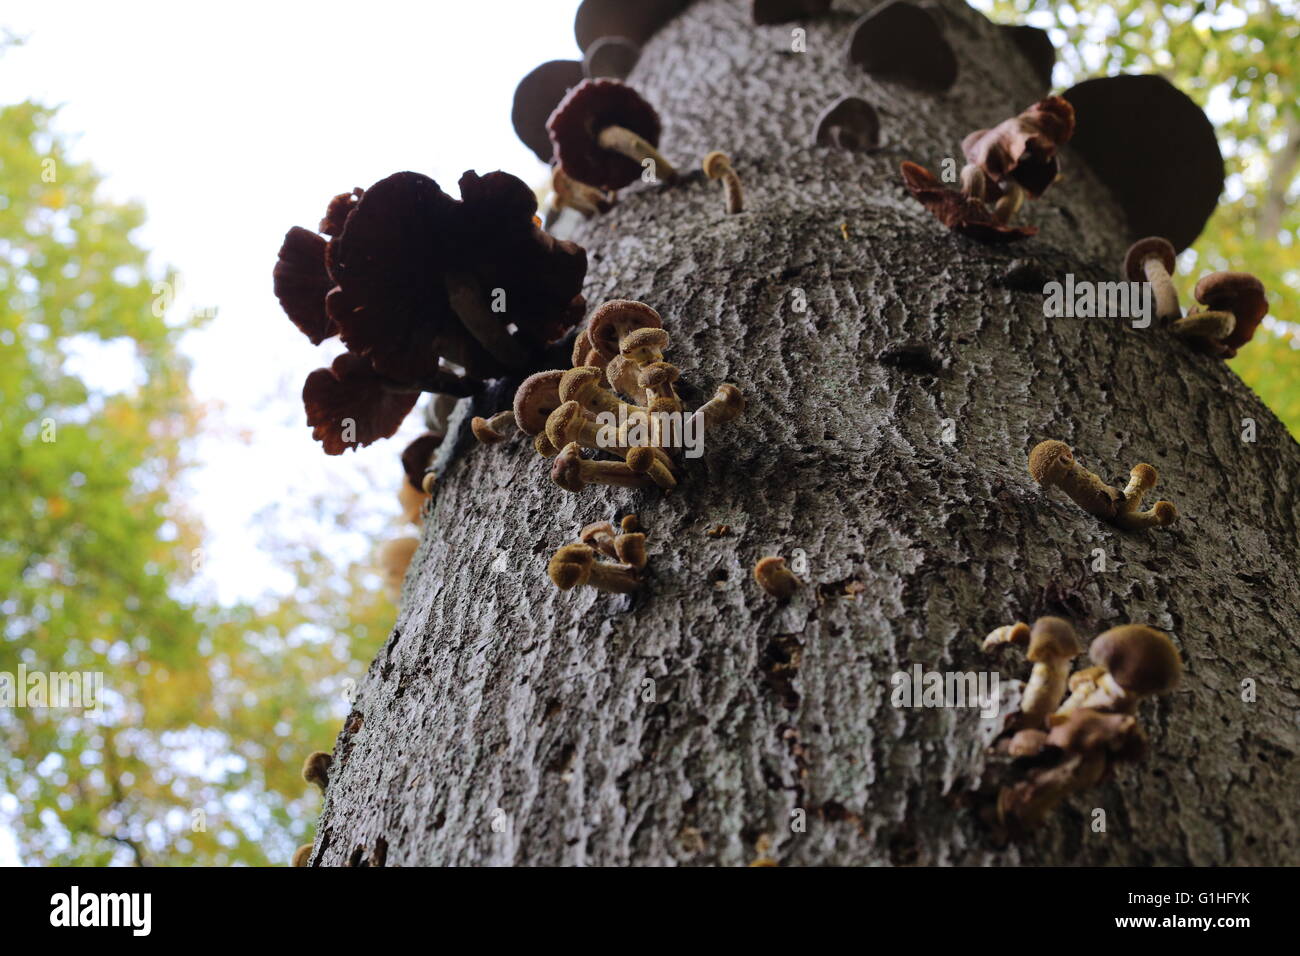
[471, 410, 516, 445]
[1142, 256, 1182, 323]
[1021, 659, 1071, 725]
[981, 621, 1030, 653]
[688, 384, 745, 438]
[992, 181, 1025, 225]
[552, 166, 613, 218]
[597, 124, 678, 182]
[1115, 463, 1178, 529]
[444, 273, 535, 373]
[703, 151, 744, 214]
[959, 163, 987, 199]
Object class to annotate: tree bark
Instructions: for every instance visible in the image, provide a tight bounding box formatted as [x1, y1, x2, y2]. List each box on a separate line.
[312, 0, 1300, 866]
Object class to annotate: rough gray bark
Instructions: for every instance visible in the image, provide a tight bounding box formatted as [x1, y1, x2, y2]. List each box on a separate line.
[313, 0, 1300, 866]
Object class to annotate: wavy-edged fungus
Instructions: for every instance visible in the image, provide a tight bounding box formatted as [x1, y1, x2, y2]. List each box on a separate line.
[1194, 271, 1268, 356]
[755, 556, 800, 599]
[1021, 617, 1083, 726]
[753, 0, 832, 25]
[845, 1, 957, 92]
[1063, 75, 1223, 252]
[1080, 625, 1182, 714]
[548, 541, 641, 593]
[584, 35, 641, 80]
[512, 60, 585, 164]
[513, 369, 567, 436]
[548, 79, 677, 189]
[587, 299, 664, 360]
[273, 227, 337, 345]
[401, 432, 442, 489]
[999, 24, 1055, 92]
[325, 170, 586, 382]
[900, 161, 1037, 242]
[703, 151, 744, 214]
[575, 0, 688, 51]
[813, 96, 881, 152]
[1123, 236, 1180, 323]
[962, 96, 1075, 200]
[1027, 439, 1121, 521]
[302, 751, 333, 793]
[303, 353, 422, 455]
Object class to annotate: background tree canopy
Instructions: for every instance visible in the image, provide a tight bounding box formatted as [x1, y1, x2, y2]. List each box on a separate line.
[2, 2, 1297, 865]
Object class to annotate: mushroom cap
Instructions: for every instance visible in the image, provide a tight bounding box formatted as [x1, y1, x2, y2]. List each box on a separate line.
[1151, 501, 1178, 525]
[1068, 664, 1107, 692]
[471, 416, 508, 445]
[291, 844, 313, 867]
[1063, 75, 1223, 253]
[1027, 439, 1074, 486]
[814, 96, 881, 152]
[706, 384, 746, 423]
[1090, 625, 1182, 696]
[1027, 617, 1083, 663]
[606, 353, 643, 396]
[1194, 272, 1268, 350]
[580, 521, 617, 550]
[400, 432, 442, 489]
[548, 542, 596, 589]
[1123, 236, 1177, 283]
[845, 1, 957, 92]
[754, 556, 798, 598]
[638, 361, 680, 388]
[961, 97, 1075, 198]
[319, 187, 363, 238]
[513, 370, 566, 435]
[615, 531, 647, 568]
[303, 352, 422, 455]
[588, 299, 663, 359]
[575, 0, 688, 52]
[583, 35, 641, 80]
[512, 60, 585, 164]
[548, 79, 663, 190]
[545, 400, 587, 450]
[622, 327, 670, 358]
[559, 365, 607, 407]
[571, 328, 595, 367]
[999, 24, 1055, 92]
[625, 447, 659, 474]
[1046, 708, 1144, 758]
[753, 0, 833, 25]
[550, 442, 588, 492]
[273, 226, 337, 345]
[1127, 462, 1157, 495]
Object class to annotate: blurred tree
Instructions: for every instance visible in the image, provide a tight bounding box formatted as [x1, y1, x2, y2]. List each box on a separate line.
[977, 0, 1300, 433]
[0, 100, 396, 865]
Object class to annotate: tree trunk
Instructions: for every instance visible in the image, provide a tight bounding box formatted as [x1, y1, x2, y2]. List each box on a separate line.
[312, 0, 1300, 866]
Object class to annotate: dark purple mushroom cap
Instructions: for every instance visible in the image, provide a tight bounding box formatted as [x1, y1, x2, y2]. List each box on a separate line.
[1000, 24, 1055, 92]
[400, 432, 442, 490]
[752, 0, 832, 26]
[1123, 236, 1177, 283]
[1063, 74, 1224, 253]
[547, 79, 664, 190]
[813, 96, 881, 151]
[575, 0, 688, 52]
[512, 60, 585, 164]
[845, 1, 957, 92]
[302, 352, 420, 455]
[273, 227, 336, 345]
[583, 35, 641, 80]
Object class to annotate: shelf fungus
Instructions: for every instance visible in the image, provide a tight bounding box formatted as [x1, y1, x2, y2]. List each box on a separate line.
[275, 170, 587, 455]
[981, 621, 1180, 835]
[813, 96, 881, 152]
[547, 518, 649, 594]
[1027, 440, 1177, 530]
[548, 79, 678, 189]
[845, 1, 957, 92]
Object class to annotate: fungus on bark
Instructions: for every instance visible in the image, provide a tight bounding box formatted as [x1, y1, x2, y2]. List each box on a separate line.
[302, 353, 423, 455]
[587, 299, 664, 360]
[302, 751, 333, 793]
[1020, 617, 1083, 726]
[755, 556, 800, 599]
[547, 541, 642, 593]
[845, 1, 957, 92]
[574, 0, 688, 52]
[752, 0, 832, 26]
[962, 96, 1075, 201]
[1027, 439, 1176, 530]
[291, 844, 313, 867]
[1063, 74, 1224, 252]
[1192, 271, 1268, 357]
[999, 25, 1055, 92]
[400, 432, 442, 490]
[703, 151, 744, 214]
[813, 96, 881, 152]
[900, 161, 1037, 242]
[548, 79, 678, 189]
[1123, 236, 1181, 323]
[583, 35, 641, 80]
[1077, 625, 1183, 713]
[512, 60, 585, 164]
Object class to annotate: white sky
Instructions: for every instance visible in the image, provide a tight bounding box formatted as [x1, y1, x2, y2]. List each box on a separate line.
[1, 0, 575, 603]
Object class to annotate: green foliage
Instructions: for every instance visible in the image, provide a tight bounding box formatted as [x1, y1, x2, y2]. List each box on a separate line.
[0, 101, 396, 865]
[979, 0, 1300, 436]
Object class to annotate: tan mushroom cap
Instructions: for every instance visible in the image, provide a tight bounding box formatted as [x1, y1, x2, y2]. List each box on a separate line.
[621, 326, 670, 358]
[588, 299, 662, 359]
[1068, 664, 1106, 691]
[1090, 625, 1183, 695]
[548, 542, 596, 590]
[1123, 236, 1177, 282]
[702, 150, 731, 178]
[1046, 707, 1143, 757]
[1027, 439, 1074, 485]
[1026, 616, 1083, 662]
[559, 365, 607, 405]
[545, 400, 588, 450]
[638, 361, 680, 388]
[513, 370, 565, 435]
[580, 521, 618, 557]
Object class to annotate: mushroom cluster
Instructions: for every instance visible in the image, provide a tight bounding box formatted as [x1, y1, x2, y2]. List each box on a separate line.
[1027, 439, 1178, 531]
[900, 96, 1075, 242]
[1123, 237, 1269, 358]
[982, 620, 1182, 834]
[547, 515, 648, 595]
[472, 299, 745, 496]
[273, 171, 587, 455]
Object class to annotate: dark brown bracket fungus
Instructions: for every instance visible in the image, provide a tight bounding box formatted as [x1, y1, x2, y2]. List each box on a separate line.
[703, 151, 744, 214]
[575, 0, 688, 52]
[813, 96, 881, 152]
[752, 0, 832, 25]
[845, 2, 957, 92]
[548, 79, 678, 189]
[754, 555, 800, 599]
[1123, 236, 1181, 323]
[1063, 74, 1224, 253]
[512, 60, 585, 164]
[583, 35, 641, 80]
[999, 24, 1055, 92]
[1027, 439, 1177, 530]
[900, 161, 1037, 243]
[302, 751, 333, 794]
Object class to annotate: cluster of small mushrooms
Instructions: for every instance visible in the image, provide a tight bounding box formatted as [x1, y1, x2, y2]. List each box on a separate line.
[981, 619, 1181, 834]
[291, 751, 333, 866]
[547, 515, 648, 594]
